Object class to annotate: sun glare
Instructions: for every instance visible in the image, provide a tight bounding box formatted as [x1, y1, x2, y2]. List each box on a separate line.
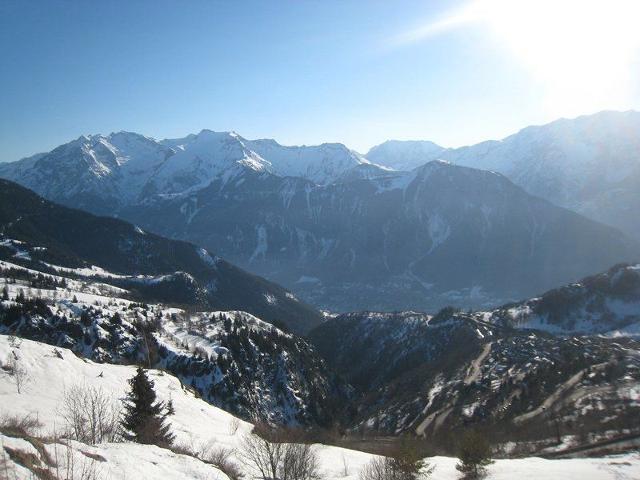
[402, 0, 640, 117]
[482, 0, 640, 116]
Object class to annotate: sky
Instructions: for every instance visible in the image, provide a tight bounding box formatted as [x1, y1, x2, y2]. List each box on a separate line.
[1, 0, 639, 162]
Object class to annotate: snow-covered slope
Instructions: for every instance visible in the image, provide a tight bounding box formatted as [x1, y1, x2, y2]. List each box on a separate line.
[370, 111, 640, 240]
[0, 336, 250, 449]
[246, 138, 368, 185]
[479, 263, 640, 335]
[310, 309, 640, 437]
[0, 335, 364, 480]
[0, 130, 368, 215]
[444, 111, 640, 202]
[365, 140, 446, 171]
[1, 335, 639, 480]
[118, 160, 640, 312]
[0, 179, 324, 334]
[0, 434, 232, 480]
[0, 253, 348, 426]
[3, 112, 640, 313]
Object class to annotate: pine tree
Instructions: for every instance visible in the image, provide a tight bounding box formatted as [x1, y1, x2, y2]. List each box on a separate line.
[80, 310, 92, 327]
[456, 430, 493, 478]
[111, 311, 122, 325]
[1, 286, 8, 301]
[165, 398, 175, 416]
[121, 367, 174, 447]
[389, 437, 434, 480]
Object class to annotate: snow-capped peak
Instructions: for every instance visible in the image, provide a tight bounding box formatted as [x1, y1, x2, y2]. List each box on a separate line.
[365, 139, 447, 171]
[0, 129, 372, 207]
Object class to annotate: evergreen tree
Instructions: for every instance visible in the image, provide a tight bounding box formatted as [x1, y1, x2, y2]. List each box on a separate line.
[1, 286, 8, 301]
[165, 398, 175, 416]
[80, 310, 92, 327]
[121, 367, 174, 447]
[456, 431, 493, 478]
[360, 438, 434, 480]
[111, 311, 122, 325]
[389, 437, 434, 480]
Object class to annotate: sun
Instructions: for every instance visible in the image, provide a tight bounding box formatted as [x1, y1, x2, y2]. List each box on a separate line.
[479, 0, 640, 116]
[401, 0, 640, 117]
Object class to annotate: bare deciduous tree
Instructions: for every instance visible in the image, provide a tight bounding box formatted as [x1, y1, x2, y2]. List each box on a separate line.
[239, 424, 320, 480]
[6, 352, 30, 394]
[240, 427, 284, 480]
[229, 417, 241, 436]
[341, 454, 350, 477]
[280, 443, 320, 480]
[359, 456, 394, 480]
[59, 383, 121, 444]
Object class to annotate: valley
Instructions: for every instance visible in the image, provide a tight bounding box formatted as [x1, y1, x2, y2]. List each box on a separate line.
[2, 112, 640, 313]
[1, 185, 639, 449]
[4, 2, 640, 477]
[1, 113, 639, 479]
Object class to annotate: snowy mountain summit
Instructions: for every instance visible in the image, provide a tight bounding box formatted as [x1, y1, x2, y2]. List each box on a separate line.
[365, 139, 446, 171]
[0, 130, 369, 213]
[369, 111, 640, 240]
[2, 111, 640, 312]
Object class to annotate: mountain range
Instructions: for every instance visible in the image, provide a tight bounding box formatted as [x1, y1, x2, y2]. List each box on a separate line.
[119, 160, 638, 312]
[1, 111, 639, 312]
[0, 130, 367, 214]
[0, 179, 350, 424]
[0, 179, 322, 334]
[1, 179, 639, 442]
[370, 111, 640, 241]
[310, 305, 640, 436]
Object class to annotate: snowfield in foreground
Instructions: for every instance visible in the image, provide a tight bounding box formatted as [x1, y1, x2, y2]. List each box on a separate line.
[1, 335, 639, 480]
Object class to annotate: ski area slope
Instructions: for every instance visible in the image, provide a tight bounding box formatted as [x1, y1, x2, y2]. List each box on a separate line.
[1, 335, 640, 479]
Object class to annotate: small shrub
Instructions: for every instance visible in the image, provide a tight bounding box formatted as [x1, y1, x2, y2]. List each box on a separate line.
[359, 456, 393, 480]
[203, 445, 244, 480]
[170, 442, 196, 457]
[0, 413, 44, 438]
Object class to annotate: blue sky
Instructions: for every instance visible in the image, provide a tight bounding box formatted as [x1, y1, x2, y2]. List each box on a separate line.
[1, 0, 639, 161]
